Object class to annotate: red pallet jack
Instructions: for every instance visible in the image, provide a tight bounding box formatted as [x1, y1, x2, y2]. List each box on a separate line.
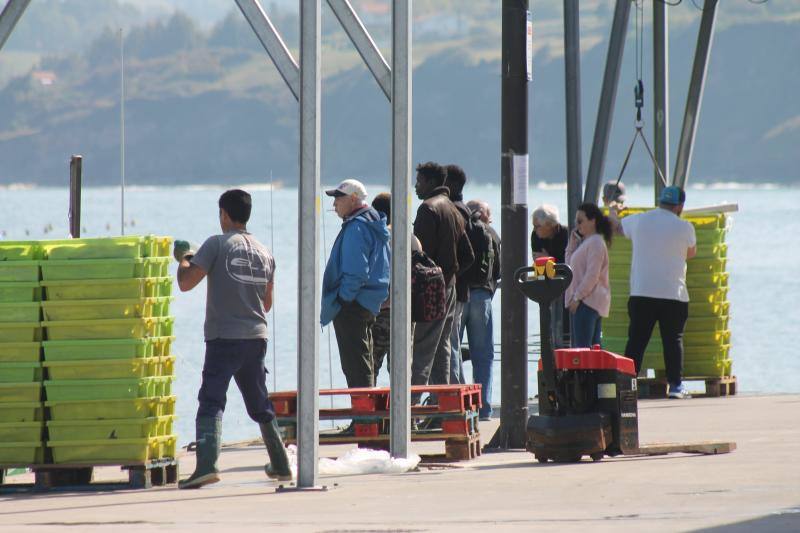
[516, 258, 735, 463]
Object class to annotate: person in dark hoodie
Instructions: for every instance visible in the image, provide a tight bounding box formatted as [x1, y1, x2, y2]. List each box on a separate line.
[321, 179, 391, 388]
[412, 162, 474, 387]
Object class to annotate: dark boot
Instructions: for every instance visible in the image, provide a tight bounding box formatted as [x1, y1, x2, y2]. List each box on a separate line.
[260, 418, 292, 481]
[179, 416, 221, 489]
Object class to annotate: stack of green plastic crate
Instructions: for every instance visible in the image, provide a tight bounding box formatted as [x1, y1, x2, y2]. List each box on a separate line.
[0, 241, 45, 467]
[38, 235, 178, 464]
[603, 210, 732, 378]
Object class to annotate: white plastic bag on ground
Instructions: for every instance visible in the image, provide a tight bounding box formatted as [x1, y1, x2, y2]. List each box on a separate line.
[284, 445, 420, 477]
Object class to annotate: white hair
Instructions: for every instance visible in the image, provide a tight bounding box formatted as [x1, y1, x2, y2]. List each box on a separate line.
[532, 204, 560, 226]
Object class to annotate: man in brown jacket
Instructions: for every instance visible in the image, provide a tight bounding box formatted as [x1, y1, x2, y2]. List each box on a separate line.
[411, 162, 474, 387]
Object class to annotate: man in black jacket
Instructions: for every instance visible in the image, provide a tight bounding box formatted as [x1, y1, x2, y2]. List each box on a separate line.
[411, 162, 474, 387]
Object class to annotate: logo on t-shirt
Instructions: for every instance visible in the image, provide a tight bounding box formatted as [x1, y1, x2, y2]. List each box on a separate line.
[225, 238, 271, 285]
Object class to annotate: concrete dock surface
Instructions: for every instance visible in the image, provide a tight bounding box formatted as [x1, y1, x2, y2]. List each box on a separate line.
[1, 394, 799, 532]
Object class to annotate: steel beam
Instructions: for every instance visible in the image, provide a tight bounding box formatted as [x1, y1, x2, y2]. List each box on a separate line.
[584, 0, 631, 204]
[653, 0, 669, 203]
[487, 0, 530, 451]
[673, 0, 718, 190]
[389, 0, 411, 459]
[563, 0, 582, 228]
[0, 0, 30, 52]
[235, 0, 300, 102]
[327, 0, 392, 101]
[296, 0, 321, 489]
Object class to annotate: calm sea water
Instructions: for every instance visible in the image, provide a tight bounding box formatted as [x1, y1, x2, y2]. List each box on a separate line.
[1, 182, 796, 444]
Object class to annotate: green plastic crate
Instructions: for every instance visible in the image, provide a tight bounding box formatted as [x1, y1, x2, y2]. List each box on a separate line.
[0, 302, 41, 322]
[40, 277, 163, 301]
[42, 297, 173, 321]
[0, 241, 42, 261]
[44, 376, 173, 401]
[0, 382, 41, 402]
[0, 342, 41, 362]
[49, 436, 161, 464]
[40, 257, 172, 281]
[0, 362, 42, 382]
[0, 282, 42, 302]
[0, 441, 44, 465]
[43, 356, 167, 380]
[42, 237, 147, 260]
[0, 261, 40, 282]
[47, 415, 175, 441]
[0, 401, 43, 422]
[42, 337, 174, 361]
[688, 213, 726, 230]
[46, 395, 176, 420]
[683, 359, 733, 377]
[0, 421, 43, 441]
[42, 316, 167, 340]
[145, 236, 173, 258]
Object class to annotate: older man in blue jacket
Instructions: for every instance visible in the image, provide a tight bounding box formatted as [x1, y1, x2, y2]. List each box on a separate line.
[321, 179, 390, 388]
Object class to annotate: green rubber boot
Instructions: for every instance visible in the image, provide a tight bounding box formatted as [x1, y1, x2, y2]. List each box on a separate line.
[260, 418, 292, 481]
[179, 416, 222, 489]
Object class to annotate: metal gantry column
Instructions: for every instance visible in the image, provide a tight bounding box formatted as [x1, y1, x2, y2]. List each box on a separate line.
[0, 0, 30, 52]
[389, 0, 411, 459]
[653, 0, 670, 203]
[673, 0, 718, 190]
[563, 0, 583, 228]
[583, 0, 632, 204]
[488, 0, 530, 450]
[297, 0, 322, 489]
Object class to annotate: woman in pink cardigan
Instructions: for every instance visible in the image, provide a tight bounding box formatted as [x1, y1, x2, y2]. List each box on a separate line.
[564, 203, 613, 348]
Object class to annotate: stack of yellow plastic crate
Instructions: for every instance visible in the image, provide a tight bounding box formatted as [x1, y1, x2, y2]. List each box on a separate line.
[603, 211, 732, 378]
[0, 241, 45, 467]
[39, 235, 178, 465]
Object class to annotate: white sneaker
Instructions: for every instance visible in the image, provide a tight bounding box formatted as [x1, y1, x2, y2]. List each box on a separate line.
[668, 386, 691, 399]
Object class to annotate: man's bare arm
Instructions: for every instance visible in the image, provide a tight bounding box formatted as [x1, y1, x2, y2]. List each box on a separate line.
[177, 259, 206, 292]
[263, 280, 274, 313]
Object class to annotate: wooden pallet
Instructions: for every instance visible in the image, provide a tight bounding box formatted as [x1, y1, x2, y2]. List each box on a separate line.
[637, 375, 736, 399]
[0, 458, 178, 492]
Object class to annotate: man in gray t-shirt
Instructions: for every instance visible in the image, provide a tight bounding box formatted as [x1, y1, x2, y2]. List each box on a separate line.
[174, 189, 290, 489]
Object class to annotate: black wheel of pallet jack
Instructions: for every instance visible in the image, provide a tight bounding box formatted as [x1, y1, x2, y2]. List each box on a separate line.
[535, 455, 549, 463]
[590, 453, 604, 462]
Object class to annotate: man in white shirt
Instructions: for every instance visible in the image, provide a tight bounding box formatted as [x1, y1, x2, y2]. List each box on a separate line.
[611, 186, 696, 399]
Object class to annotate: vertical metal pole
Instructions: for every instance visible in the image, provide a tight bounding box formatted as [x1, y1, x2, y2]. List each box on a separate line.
[487, 0, 530, 450]
[653, 0, 669, 204]
[563, 0, 583, 228]
[297, 0, 321, 489]
[69, 156, 82, 239]
[389, 0, 411, 459]
[120, 29, 126, 235]
[583, 0, 632, 204]
[0, 0, 30, 52]
[673, 0, 718, 190]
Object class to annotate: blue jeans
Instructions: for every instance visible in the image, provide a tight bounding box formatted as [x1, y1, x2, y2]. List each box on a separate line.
[197, 338, 276, 424]
[449, 301, 466, 385]
[460, 288, 494, 418]
[570, 302, 602, 348]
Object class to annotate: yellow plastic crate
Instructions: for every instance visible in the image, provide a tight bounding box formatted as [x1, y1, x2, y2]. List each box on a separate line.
[42, 237, 147, 260]
[0, 441, 44, 465]
[42, 338, 166, 361]
[42, 317, 166, 340]
[46, 396, 176, 420]
[0, 382, 41, 402]
[683, 359, 733, 377]
[44, 376, 173, 401]
[145, 236, 173, 258]
[42, 297, 173, 321]
[47, 415, 175, 441]
[0, 302, 41, 323]
[40, 257, 172, 281]
[43, 357, 167, 380]
[0, 421, 43, 441]
[0, 362, 42, 382]
[0, 261, 40, 282]
[0, 282, 42, 302]
[0, 241, 42, 261]
[40, 277, 168, 301]
[48, 436, 168, 464]
[0, 401, 43, 422]
[0, 342, 41, 362]
[0, 323, 42, 342]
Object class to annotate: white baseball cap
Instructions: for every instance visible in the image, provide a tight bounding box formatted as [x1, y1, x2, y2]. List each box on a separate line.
[325, 179, 367, 200]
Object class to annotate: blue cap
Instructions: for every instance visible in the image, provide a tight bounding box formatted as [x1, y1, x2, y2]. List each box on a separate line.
[659, 186, 686, 206]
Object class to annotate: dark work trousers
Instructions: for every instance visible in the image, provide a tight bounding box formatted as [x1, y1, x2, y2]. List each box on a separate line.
[625, 296, 689, 386]
[197, 338, 275, 423]
[333, 300, 376, 388]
